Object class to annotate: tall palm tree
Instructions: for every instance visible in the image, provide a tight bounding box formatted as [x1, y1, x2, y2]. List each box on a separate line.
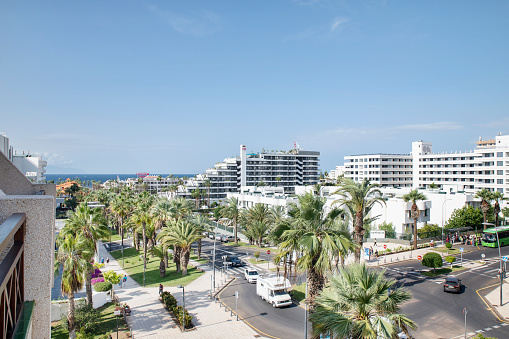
[277, 193, 354, 309]
[191, 188, 202, 209]
[157, 220, 203, 275]
[55, 233, 91, 339]
[333, 178, 385, 263]
[150, 244, 167, 277]
[476, 188, 494, 229]
[110, 193, 132, 267]
[168, 197, 194, 271]
[222, 197, 240, 245]
[151, 198, 173, 267]
[492, 191, 506, 227]
[204, 179, 211, 207]
[132, 192, 154, 287]
[61, 203, 109, 308]
[190, 214, 212, 259]
[402, 189, 428, 250]
[309, 264, 417, 339]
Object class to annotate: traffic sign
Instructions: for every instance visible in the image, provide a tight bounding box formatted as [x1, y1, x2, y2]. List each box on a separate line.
[267, 250, 271, 255]
[503, 256, 508, 262]
[463, 307, 468, 315]
[383, 244, 387, 250]
[417, 255, 422, 261]
[459, 247, 464, 253]
[481, 254, 486, 259]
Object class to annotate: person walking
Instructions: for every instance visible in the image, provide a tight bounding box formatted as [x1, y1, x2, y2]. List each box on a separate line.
[106, 257, 109, 264]
[122, 274, 127, 288]
[374, 239, 377, 247]
[159, 284, 163, 296]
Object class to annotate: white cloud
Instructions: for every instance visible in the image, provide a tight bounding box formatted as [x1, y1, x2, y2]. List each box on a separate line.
[398, 122, 463, 131]
[330, 18, 347, 32]
[147, 5, 221, 36]
[41, 152, 74, 167]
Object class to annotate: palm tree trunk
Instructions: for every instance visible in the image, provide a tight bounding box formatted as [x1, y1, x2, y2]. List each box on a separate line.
[495, 201, 500, 227]
[68, 291, 76, 339]
[482, 200, 489, 229]
[134, 231, 139, 251]
[181, 249, 190, 276]
[234, 220, 238, 246]
[174, 245, 181, 272]
[197, 239, 202, 259]
[354, 211, 364, 263]
[413, 218, 418, 250]
[86, 265, 93, 307]
[121, 227, 124, 267]
[142, 222, 147, 279]
[307, 263, 324, 310]
[164, 245, 169, 268]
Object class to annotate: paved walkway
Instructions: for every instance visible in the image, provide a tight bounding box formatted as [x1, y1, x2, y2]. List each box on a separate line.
[99, 241, 260, 338]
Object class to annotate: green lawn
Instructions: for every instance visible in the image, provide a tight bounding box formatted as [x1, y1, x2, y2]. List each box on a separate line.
[248, 258, 268, 265]
[431, 247, 464, 255]
[110, 247, 204, 287]
[223, 241, 273, 251]
[421, 265, 467, 277]
[51, 302, 127, 338]
[190, 254, 208, 265]
[290, 283, 306, 303]
[102, 228, 128, 242]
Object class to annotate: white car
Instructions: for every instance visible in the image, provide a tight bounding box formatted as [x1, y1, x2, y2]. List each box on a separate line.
[244, 268, 259, 283]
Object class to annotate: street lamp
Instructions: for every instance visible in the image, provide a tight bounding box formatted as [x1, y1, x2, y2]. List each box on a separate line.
[177, 285, 186, 331]
[442, 198, 453, 245]
[482, 222, 503, 306]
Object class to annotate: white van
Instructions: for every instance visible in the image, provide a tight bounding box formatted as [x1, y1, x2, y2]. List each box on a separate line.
[244, 268, 259, 283]
[256, 276, 292, 308]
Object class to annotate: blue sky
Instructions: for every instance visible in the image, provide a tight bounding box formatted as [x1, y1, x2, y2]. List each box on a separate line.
[1, 0, 508, 174]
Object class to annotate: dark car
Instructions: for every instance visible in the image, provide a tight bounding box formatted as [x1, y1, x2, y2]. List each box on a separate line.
[443, 276, 462, 293]
[226, 256, 243, 267]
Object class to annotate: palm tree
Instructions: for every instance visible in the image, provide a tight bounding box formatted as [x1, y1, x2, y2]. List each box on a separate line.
[222, 197, 241, 245]
[402, 189, 428, 250]
[191, 188, 202, 209]
[150, 244, 167, 277]
[167, 197, 194, 272]
[157, 220, 203, 276]
[110, 193, 132, 267]
[277, 193, 354, 309]
[55, 233, 91, 339]
[132, 192, 154, 287]
[492, 191, 506, 227]
[476, 189, 494, 229]
[190, 214, 212, 259]
[62, 203, 109, 308]
[309, 264, 417, 339]
[151, 198, 173, 267]
[204, 179, 211, 207]
[333, 178, 385, 263]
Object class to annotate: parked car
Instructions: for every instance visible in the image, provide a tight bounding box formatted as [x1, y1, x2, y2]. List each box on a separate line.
[215, 234, 223, 241]
[443, 276, 462, 293]
[220, 235, 229, 242]
[223, 235, 240, 243]
[244, 268, 259, 283]
[208, 233, 215, 239]
[225, 256, 243, 267]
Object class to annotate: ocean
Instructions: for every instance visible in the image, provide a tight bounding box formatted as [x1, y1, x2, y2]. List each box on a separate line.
[45, 173, 196, 184]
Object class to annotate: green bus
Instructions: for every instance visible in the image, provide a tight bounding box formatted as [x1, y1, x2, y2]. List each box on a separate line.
[482, 225, 509, 248]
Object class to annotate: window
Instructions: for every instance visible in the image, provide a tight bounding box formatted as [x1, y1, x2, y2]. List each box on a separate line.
[497, 179, 503, 185]
[497, 152, 503, 157]
[498, 170, 503, 175]
[497, 161, 503, 166]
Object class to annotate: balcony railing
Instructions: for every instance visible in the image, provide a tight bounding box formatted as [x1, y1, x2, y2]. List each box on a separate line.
[0, 213, 26, 339]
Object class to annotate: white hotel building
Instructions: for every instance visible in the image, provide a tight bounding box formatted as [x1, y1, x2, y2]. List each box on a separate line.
[206, 144, 320, 201]
[344, 134, 509, 194]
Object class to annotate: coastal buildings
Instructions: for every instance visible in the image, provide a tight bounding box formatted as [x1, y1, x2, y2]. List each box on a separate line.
[342, 134, 509, 194]
[0, 146, 55, 338]
[0, 133, 47, 184]
[206, 144, 320, 201]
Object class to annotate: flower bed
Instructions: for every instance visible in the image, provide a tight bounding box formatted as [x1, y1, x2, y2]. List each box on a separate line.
[160, 291, 193, 330]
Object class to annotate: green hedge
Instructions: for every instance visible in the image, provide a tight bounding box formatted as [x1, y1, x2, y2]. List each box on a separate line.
[160, 291, 193, 329]
[93, 282, 112, 292]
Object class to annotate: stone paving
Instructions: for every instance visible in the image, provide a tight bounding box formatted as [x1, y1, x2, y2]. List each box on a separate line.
[99, 241, 260, 338]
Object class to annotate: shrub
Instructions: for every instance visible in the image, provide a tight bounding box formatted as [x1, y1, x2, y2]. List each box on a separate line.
[161, 291, 178, 311]
[76, 328, 93, 339]
[254, 251, 260, 261]
[103, 270, 122, 285]
[91, 277, 105, 285]
[422, 252, 443, 273]
[173, 306, 193, 328]
[445, 256, 456, 266]
[61, 305, 100, 333]
[94, 281, 112, 292]
[446, 242, 452, 249]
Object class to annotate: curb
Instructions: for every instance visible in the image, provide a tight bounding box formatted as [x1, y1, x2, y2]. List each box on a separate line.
[476, 283, 509, 324]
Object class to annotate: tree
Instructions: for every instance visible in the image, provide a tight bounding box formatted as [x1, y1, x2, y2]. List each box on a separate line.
[190, 214, 212, 259]
[277, 193, 354, 311]
[492, 191, 507, 227]
[445, 206, 485, 232]
[110, 193, 132, 267]
[222, 197, 240, 245]
[61, 203, 109, 308]
[191, 188, 202, 209]
[445, 256, 456, 267]
[421, 252, 442, 273]
[157, 220, 203, 276]
[377, 221, 396, 239]
[151, 198, 173, 267]
[204, 179, 211, 207]
[150, 245, 167, 277]
[476, 188, 494, 229]
[55, 233, 91, 339]
[132, 192, 154, 286]
[417, 223, 442, 239]
[309, 264, 417, 339]
[333, 178, 385, 263]
[402, 189, 427, 250]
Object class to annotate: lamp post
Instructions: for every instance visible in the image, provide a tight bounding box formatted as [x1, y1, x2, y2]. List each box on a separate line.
[483, 222, 503, 306]
[442, 198, 453, 245]
[177, 285, 186, 331]
[213, 223, 217, 291]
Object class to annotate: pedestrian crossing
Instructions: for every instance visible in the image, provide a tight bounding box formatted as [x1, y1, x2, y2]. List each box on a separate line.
[448, 322, 508, 339]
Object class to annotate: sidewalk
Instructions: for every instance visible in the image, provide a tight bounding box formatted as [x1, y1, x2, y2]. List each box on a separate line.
[99, 241, 259, 338]
[480, 275, 509, 323]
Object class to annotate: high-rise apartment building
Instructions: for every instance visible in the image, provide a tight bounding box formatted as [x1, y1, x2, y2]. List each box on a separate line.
[206, 144, 320, 200]
[343, 134, 509, 194]
[0, 133, 47, 183]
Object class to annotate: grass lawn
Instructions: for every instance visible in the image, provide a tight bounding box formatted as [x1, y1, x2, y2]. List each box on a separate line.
[223, 242, 273, 251]
[248, 258, 268, 265]
[190, 254, 208, 265]
[51, 302, 128, 338]
[102, 228, 126, 242]
[421, 265, 468, 277]
[431, 247, 463, 255]
[290, 283, 306, 303]
[110, 247, 204, 287]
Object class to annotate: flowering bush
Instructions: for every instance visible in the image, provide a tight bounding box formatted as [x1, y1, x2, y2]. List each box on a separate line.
[91, 277, 105, 285]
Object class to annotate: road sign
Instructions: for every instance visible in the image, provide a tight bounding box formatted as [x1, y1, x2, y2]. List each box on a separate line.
[417, 255, 422, 261]
[235, 291, 239, 298]
[459, 247, 464, 253]
[267, 250, 271, 255]
[384, 244, 387, 250]
[481, 254, 486, 259]
[463, 307, 468, 315]
[503, 256, 508, 262]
